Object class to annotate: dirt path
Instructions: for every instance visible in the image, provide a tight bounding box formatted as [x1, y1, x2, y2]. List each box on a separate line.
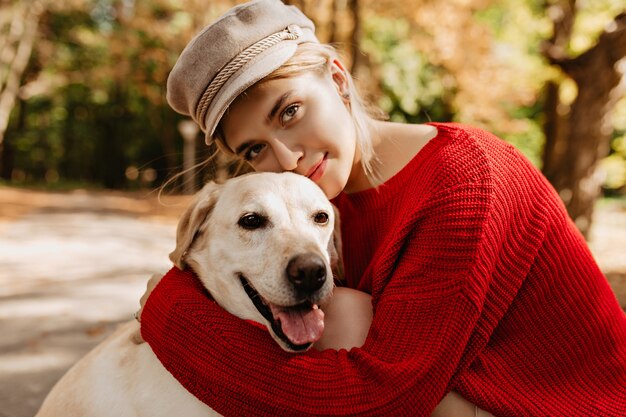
[0, 186, 190, 417]
[0, 186, 624, 417]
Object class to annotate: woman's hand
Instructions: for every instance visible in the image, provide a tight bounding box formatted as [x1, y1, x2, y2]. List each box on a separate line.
[136, 277, 491, 416]
[131, 273, 164, 344]
[314, 287, 493, 417]
[314, 286, 373, 351]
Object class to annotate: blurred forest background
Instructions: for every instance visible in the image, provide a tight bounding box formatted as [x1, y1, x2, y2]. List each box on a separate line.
[1, 0, 625, 236]
[1, 2, 625, 414]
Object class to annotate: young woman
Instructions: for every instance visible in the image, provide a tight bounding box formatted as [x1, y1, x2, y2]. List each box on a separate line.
[139, 1, 626, 415]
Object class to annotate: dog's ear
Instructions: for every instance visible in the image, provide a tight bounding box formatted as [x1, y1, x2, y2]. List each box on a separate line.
[328, 204, 344, 281]
[169, 182, 221, 270]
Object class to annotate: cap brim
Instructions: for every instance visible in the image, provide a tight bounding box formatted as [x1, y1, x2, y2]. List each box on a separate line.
[204, 42, 298, 145]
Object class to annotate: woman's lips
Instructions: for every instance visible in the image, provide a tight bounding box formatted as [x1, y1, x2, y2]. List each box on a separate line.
[306, 154, 328, 182]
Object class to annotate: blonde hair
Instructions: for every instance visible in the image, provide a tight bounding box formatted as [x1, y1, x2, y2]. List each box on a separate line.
[213, 42, 383, 183]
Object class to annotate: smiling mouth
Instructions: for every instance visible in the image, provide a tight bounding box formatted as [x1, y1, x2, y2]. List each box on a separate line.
[306, 153, 328, 181]
[239, 275, 324, 352]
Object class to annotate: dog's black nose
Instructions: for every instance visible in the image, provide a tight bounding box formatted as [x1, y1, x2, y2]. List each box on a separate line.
[286, 253, 326, 294]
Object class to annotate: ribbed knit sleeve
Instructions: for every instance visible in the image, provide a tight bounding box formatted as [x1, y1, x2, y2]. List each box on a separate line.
[142, 266, 481, 416]
[141, 125, 499, 416]
[141, 123, 626, 416]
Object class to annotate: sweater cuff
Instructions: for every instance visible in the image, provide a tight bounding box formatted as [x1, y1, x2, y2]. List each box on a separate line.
[140, 266, 208, 349]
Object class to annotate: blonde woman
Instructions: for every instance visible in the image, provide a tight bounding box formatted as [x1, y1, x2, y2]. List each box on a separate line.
[139, 1, 626, 415]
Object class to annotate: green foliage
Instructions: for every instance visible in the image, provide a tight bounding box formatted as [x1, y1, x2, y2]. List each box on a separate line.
[602, 105, 626, 194]
[570, 0, 626, 54]
[502, 101, 546, 168]
[1, 0, 624, 196]
[361, 14, 454, 124]
[471, 0, 551, 165]
[4, 0, 185, 189]
[603, 97, 626, 194]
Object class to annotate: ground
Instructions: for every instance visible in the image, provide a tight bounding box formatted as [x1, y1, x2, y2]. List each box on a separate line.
[0, 186, 190, 417]
[0, 185, 624, 417]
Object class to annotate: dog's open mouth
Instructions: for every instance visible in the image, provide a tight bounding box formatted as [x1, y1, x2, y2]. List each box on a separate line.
[239, 275, 324, 351]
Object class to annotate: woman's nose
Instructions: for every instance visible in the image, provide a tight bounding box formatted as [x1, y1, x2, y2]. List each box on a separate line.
[269, 137, 303, 172]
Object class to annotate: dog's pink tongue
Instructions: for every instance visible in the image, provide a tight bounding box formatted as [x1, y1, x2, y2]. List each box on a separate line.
[271, 304, 325, 345]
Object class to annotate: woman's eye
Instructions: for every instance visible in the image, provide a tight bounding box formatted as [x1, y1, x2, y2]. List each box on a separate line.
[244, 143, 266, 161]
[280, 104, 300, 125]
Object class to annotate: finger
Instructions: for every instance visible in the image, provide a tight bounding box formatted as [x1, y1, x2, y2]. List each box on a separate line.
[136, 273, 164, 321]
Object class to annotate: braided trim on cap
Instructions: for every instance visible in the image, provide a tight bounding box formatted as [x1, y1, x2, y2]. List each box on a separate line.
[195, 24, 303, 131]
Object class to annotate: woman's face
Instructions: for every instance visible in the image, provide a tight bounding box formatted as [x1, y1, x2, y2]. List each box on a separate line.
[220, 68, 362, 199]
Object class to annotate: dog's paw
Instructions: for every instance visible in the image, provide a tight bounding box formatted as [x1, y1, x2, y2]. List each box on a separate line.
[136, 273, 165, 320]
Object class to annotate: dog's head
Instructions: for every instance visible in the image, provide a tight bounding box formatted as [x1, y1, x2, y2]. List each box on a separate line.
[170, 172, 339, 352]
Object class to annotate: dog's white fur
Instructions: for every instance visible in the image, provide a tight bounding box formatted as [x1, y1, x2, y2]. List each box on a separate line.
[37, 172, 337, 417]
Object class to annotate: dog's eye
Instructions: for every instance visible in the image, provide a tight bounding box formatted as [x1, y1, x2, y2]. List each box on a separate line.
[238, 213, 267, 230]
[313, 211, 329, 225]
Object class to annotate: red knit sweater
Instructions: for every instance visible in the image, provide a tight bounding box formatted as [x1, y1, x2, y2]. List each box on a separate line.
[142, 123, 626, 416]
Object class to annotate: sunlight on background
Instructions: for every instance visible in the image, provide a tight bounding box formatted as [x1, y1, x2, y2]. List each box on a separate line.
[0, 1, 624, 416]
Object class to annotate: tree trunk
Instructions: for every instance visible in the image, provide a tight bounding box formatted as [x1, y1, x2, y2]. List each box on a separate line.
[542, 3, 626, 237]
[328, 0, 339, 44]
[0, 1, 44, 147]
[0, 96, 23, 180]
[347, 0, 362, 74]
[541, 0, 576, 180]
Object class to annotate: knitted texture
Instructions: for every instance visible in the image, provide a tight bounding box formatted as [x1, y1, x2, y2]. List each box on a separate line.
[141, 123, 626, 416]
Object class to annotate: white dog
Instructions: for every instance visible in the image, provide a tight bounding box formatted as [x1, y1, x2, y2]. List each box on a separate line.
[37, 172, 338, 417]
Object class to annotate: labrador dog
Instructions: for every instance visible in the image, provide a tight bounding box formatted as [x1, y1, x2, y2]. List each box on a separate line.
[36, 171, 487, 417]
[37, 172, 338, 417]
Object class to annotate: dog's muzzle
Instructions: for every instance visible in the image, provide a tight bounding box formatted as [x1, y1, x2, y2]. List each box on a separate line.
[286, 253, 327, 296]
[239, 254, 328, 352]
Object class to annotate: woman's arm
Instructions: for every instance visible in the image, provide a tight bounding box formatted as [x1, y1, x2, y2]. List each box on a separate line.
[142, 176, 497, 416]
[314, 287, 373, 351]
[138, 277, 489, 416]
[143, 267, 480, 416]
[316, 287, 493, 417]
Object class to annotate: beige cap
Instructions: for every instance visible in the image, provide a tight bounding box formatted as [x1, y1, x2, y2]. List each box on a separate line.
[166, 0, 318, 144]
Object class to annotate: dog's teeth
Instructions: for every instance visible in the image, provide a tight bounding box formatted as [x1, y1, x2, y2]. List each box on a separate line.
[312, 304, 319, 310]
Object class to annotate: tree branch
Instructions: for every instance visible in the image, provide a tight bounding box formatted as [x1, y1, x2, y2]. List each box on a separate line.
[0, 1, 44, 145]
[545, 10, 626, 76]
[541, 0, 577, 67]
